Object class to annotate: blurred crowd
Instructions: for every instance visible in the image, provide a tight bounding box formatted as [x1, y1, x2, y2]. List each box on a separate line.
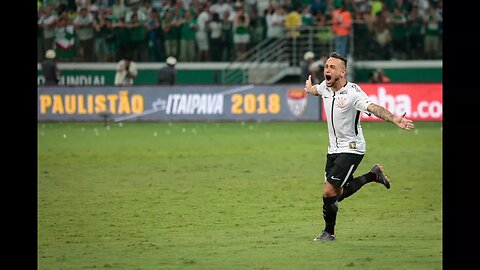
[38, 0, 442, 63]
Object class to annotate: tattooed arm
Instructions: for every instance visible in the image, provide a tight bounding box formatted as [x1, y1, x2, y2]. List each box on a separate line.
[367, 103, 415, 130]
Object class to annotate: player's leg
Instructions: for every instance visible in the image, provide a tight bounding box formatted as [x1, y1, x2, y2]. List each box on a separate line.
[313, 180, 339, 242]
[321, 181, 341, 236]
[338, 163, 390, 202]
[314, 153, 362, 241]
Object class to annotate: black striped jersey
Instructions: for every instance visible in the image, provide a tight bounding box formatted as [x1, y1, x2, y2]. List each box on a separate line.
[313, 80, 373, 154]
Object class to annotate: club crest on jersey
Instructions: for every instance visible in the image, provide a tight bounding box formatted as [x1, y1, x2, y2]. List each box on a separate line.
[335, 95, 349, 109]
[286, 89, 308, 116]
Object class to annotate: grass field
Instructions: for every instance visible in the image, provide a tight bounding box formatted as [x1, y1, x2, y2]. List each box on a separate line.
[38, 121, 442, 269]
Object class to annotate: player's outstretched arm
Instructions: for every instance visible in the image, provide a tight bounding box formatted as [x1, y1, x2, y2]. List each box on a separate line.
[304, 75, 319, 96]
[367, 103, 415, 130]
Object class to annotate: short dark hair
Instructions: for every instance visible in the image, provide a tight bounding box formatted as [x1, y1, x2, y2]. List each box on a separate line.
[329, 52, 347, 67]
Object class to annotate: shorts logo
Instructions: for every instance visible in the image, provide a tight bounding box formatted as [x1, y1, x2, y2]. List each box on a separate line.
[286, 89, 308, 116]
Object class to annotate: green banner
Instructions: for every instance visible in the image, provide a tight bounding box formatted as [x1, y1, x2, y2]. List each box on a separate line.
[37, 69, 221, 86]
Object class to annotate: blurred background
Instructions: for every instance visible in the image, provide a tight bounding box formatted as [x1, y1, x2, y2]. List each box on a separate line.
[37, 0, 442, 86]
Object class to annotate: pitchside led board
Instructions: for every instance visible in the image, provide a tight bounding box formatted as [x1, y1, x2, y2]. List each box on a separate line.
[320, 83, 443, 121]
[38, 83, 442, 122]
[38, 85, 320, 121]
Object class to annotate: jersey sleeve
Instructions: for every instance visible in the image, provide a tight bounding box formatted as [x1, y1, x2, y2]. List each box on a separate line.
[351, 84, 373, 114]
[313, 80, 327, 96]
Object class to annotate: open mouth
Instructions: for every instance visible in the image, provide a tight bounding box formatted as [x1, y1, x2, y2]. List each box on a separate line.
[325, 75, 332, 82]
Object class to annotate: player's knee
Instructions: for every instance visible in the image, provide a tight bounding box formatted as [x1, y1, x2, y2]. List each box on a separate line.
[323, 181, 338, 197]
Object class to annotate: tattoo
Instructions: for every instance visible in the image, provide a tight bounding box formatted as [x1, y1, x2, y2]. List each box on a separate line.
[368, 104, 394, 122]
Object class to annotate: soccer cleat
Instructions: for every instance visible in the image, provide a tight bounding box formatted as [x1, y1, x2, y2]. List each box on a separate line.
[371, 164, 391, 189]
[313, 231, 336, 242]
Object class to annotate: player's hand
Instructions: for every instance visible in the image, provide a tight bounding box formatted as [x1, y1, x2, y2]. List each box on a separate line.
[394, 112, 415, 130]
[304, 75, 316, 95]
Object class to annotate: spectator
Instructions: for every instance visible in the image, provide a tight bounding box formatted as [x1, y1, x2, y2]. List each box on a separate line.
[158, 56, 177, 85]
[38, 8, 45, 62]
[73, 7, 95, 61]
[196, 4, 211, 61]
[407, 4, 424, 59]
[300, 51, 315, 83]
[222, 9, 234, 61]
[114, 55, 138, 85]
[265, 5, 285, 41]
[125, 4, 147, 61]
[372, 12, 391, 60]
[146, 9, 162, 62]
[369, 68, 391, 83]
[209, 12, 225, 62]
[112, 0, 128, 19]
[352, 8, 370, 60]
[284, 7, 301, 39]
[315, 12, 333, 45]
[179, 10, 197, 62]
[423, 4, 440, 59]
[41, 50, 61, 86]
[210, 0, 233, 20]
[163, 11, 178, 60]
[233, 5, 250, 60]
[113, 16, 129, 61]
[104, 8, 117, 62]
[301, 5, 314, 27]
[332, 1, 352, 57]
[38, 5, 58, 53]
[93, 9, 109, 62]
[310, 0, 327, 16]
[390, 7, 407, 60]
[54, 14, 76, 62]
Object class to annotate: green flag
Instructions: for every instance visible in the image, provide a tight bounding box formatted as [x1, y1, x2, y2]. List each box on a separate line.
[55, 25, 75, 59]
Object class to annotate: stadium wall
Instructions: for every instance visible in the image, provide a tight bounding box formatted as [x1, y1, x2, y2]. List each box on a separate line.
[37, 61, 442, 86]
[353, 60, 442, 83]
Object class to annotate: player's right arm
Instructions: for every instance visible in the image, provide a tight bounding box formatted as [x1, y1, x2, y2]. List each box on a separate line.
[304, 75, 320, 96]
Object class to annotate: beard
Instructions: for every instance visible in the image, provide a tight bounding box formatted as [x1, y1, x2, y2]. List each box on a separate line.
[326, 76, 338, 87]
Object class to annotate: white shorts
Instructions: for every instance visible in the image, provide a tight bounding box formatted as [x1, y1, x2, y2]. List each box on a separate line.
[196, 31, 209, 50]
[233, 33, 250, 44]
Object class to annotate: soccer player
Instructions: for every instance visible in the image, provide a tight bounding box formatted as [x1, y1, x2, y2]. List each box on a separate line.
[304, 52, 415, 241]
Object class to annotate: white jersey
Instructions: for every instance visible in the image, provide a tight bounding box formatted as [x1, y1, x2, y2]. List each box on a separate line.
[314, 80, 373, 154]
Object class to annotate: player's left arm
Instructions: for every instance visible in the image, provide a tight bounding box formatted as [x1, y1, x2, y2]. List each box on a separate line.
[367, 103, 415, 130]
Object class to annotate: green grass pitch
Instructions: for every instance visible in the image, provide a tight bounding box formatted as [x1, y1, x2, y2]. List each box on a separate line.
[38, 121, 442, 269]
